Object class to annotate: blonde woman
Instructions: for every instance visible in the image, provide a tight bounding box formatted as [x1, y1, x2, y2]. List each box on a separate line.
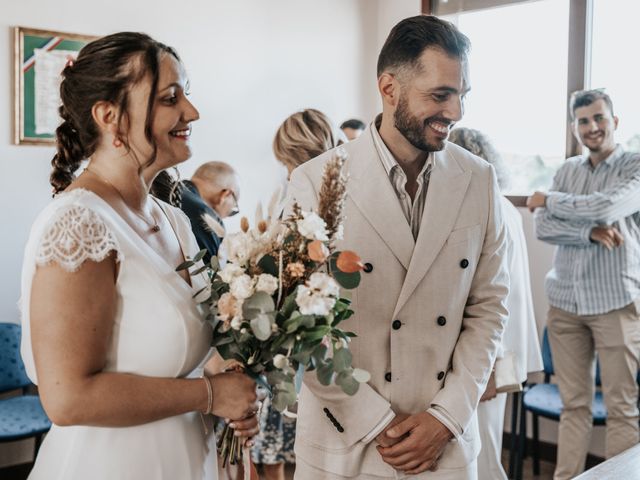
[250, 108, 341, 480]
[273, 108, 342, 177]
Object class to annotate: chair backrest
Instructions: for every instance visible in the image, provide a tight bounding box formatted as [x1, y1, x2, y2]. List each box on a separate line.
[0, 323, 32, 392]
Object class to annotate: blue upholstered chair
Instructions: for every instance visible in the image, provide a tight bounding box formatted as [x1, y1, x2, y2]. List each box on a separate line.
[0, 323, 51, 459]
[514, 328, 606, 479]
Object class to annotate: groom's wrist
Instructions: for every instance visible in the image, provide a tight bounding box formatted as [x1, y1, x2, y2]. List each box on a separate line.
[427, 405, 461, 439]
[362, 409, 395, 444]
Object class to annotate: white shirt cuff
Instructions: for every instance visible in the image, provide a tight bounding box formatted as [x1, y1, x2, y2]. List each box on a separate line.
[428, 405, 462, 438]
[361, 409, 396, 444]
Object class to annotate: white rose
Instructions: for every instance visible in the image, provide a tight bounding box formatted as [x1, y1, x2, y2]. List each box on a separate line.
[230, 316, 243, 330]
[230, 274, 255, 300]
[295, 285, 336, 316]
[297, 212, 329, 241]
[273, 354, 288, 369]
[255, 273, 278, 295]
[308, 272, 340, 298]
[220, 232, 254, 265]
[334, 223, 344, 240]
[218, 263, 245, 284]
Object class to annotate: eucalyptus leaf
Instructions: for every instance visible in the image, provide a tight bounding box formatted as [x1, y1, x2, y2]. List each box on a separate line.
[284, 314, 315, 334]
[332, 347, 352, 373]
[272, 390, 289, 412]
[193, 249, 208, 262]
[176, 260, 195, 271]
[333, 270, 361, 290]
[336, 371, 360, 395]
[316, 361, 334, 386]
[303, 326, 331, 342]
[352, 368, 371, 383]
[281, 293, 297, 317]
[193, 286, 209, 298]
[243, 292, 275, 320]
[291, 350, 311, 365]
[266, 370, 288, 385]
[312, 344, 328, 363]
[210, 256, 221, 271]
[191, 264, 208, 276]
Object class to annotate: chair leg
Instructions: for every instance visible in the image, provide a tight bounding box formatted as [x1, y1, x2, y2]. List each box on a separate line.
[515, 395, 527, 480]
[532, 413, 540, 475]
[508, 392, 520, 479]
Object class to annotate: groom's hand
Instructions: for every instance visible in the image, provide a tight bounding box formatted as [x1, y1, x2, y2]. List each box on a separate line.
[375, 413, 410, 447]
[377, 411, 453, 474]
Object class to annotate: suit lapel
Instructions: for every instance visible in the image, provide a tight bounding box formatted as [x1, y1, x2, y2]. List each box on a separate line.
[347, 129, 414, 270]
[393, 148, 472, 317]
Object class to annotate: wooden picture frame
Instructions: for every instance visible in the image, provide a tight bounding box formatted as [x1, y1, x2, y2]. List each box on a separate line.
[13, 27, 98, 145]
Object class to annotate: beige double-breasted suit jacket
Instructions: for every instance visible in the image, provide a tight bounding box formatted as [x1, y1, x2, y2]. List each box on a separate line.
[287, 127, 509, 479]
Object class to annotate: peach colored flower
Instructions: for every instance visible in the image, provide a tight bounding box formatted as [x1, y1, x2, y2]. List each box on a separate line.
[218, 292, 240, 321]
[308, 240, 330, 263]
[286, 262, 306, 278]
[336, 251, 363, 273]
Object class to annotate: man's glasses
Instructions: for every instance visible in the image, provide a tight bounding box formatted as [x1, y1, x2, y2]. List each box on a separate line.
[228, 190, 240, 217]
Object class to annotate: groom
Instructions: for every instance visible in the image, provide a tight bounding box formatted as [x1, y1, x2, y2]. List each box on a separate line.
[287, 15, 509, 480]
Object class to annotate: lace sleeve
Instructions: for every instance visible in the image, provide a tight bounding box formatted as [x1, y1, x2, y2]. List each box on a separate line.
[35, 205, 122, 272]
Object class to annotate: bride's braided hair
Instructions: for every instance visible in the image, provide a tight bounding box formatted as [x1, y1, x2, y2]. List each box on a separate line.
[50, 32, 180, 194]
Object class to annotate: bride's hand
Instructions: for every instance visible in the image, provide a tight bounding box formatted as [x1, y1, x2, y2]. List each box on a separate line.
[229, 411, 260, 445]
[209, 371, 259, 420]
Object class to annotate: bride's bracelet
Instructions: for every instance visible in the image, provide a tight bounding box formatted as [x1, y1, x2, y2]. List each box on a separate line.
[202, 376, 213, 415]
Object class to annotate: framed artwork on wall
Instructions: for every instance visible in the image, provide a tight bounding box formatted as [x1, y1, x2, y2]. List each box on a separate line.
[13, 27, 98, 145]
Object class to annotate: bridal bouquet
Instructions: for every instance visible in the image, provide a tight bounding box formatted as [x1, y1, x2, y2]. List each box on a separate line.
[178, 149, 369, 469]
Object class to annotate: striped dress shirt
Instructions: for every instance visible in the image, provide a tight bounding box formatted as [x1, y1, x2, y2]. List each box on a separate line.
[534, 145, 640, 316]
[370, 117, 433, 240]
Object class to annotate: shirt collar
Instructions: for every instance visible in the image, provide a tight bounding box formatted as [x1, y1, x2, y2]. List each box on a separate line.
[582, 144, 623, 169]
[371, 113, 432, 179]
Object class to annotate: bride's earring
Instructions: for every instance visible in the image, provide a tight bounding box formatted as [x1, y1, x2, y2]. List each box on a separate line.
[113, 137, 123, 148]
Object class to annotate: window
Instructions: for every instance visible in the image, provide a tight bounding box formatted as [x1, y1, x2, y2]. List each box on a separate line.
[590, 0, 640, 152]
[442, 0, 570, 195]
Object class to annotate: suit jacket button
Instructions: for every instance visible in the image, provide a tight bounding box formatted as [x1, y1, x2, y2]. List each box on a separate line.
[385, 372, 392, 382]
[437, 316, 446, 326]
[363, 262, 373, 273]
[337, 426, 345, 433]
[392, 320, 402, 330]
[437, 371, 445, 381]
[460, 258, 469, 269]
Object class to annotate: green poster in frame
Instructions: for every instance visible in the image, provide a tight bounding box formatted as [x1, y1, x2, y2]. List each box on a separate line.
[13, 27, 98, 145]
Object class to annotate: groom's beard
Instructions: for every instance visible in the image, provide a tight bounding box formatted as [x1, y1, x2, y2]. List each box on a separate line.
[394, 93, 450, 152]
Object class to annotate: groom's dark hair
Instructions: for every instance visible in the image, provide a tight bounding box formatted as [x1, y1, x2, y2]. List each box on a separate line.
[377, 15, 470, 77]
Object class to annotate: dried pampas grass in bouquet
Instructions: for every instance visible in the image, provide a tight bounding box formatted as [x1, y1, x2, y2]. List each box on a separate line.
[317, 147, 349, 246]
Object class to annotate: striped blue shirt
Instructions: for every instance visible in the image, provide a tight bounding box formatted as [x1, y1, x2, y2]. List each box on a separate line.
[534, 145, 640, 315]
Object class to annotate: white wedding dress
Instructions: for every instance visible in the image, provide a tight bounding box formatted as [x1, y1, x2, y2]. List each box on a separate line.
[20, 188, 217, 480]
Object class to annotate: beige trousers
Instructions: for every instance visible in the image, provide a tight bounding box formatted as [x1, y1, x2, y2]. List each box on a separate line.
[547, 302, 640, 480]
[294, 457, 478, 480]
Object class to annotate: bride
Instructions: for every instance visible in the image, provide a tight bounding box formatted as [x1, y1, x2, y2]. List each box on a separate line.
[20, 32, 259, 479]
